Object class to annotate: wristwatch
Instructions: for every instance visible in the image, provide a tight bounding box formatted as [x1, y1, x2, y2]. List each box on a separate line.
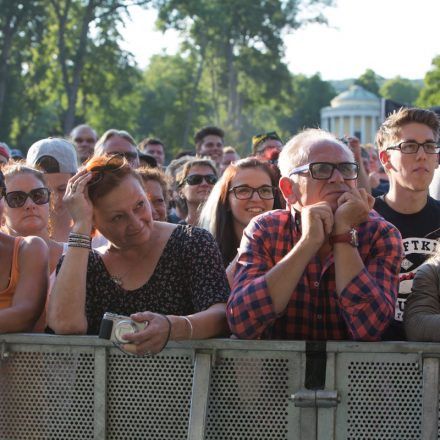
[330, 228, 359, 247]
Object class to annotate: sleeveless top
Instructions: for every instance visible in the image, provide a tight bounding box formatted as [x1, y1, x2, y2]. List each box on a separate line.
[0, 237, 23, 309]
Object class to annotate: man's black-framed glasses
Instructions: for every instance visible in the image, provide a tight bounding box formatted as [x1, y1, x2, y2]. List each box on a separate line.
[229, 185, 277, 200]
[289, 162, 359, 180]
[386, 141, 440, 154]
[5, 188, 50, 208]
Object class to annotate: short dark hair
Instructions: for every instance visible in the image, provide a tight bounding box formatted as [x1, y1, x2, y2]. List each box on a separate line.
[194, 126, 224, 148]
[36, 156, 62, 173]
[138, 137, 164, 151]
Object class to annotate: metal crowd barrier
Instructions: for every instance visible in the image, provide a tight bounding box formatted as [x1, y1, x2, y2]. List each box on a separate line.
[1, 334, 440, 439]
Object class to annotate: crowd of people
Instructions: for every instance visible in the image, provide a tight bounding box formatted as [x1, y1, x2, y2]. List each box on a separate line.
[1, 106, 440, 355]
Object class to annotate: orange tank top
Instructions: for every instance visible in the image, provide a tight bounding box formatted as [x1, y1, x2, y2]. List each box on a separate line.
[0, 237, 23, 309]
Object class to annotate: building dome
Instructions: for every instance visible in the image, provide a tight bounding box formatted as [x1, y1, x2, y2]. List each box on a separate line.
[320, 85, 382, 143]
[331, 85, 380, 108]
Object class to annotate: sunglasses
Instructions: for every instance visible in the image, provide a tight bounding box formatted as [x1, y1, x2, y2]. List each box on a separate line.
[111, 151, 138, 161]
[184, 174, 218, 186]
[5, 188, 50, 208]
[87, 155, 127, 186]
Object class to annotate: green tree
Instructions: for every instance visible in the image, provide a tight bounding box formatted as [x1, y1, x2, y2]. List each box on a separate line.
[136, 54, 214, 156]
[417, 55, 440, 108]
[380, 76, 421, 105]
[289, 73, 336, 133]
[354, 69, 380, 96]
[154, 0, 332, 147]
[0, 0, 48, 143]
[48, 0, 149, 134]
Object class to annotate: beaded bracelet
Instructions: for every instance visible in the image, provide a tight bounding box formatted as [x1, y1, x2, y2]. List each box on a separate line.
[68, 232, 91, 249]
[69, 232, 91, 240]
[68, 242, 91, 249]
[181, 316, 194, 340]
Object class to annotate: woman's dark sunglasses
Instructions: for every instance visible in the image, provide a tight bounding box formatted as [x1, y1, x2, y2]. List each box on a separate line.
[5, 188, 50, 208]
[87, 155, 127, 186]
[184, 174, 218, 186]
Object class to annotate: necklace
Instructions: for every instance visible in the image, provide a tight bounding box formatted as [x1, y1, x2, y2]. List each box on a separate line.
[110, 275, 124, 286]
[107, 248, 153, 288]
[110, 265, 134, 288]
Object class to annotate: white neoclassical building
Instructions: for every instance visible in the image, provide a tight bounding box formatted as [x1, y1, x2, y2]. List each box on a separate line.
[320, 85, 381, 143]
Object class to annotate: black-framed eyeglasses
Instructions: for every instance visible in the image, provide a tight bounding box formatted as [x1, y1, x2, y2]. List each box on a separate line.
[386, 141, 440, 154]
[5, 187, 50, 208]
[87, 155, 128, 186]
[289, 162, 359, 180]
[184, 174, 218, 186]
[229, 185, 277, 200]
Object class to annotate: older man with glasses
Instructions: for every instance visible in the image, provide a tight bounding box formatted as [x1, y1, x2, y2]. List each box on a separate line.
[227, 128, 402, 342]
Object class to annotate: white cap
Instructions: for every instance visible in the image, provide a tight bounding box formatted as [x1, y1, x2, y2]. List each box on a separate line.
[27, 138, 78, 174]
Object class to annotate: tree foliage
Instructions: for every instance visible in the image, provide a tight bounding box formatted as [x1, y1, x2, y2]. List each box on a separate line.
[417, 56, 440, 108]
[354, 68, 380, 96]
[380, 76, 421, 105]
[0, 0, 338, 156]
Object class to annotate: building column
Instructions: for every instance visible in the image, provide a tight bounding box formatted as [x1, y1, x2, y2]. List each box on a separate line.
[349, 116, 354, 136]
[360, 116, 366, 143]
[371, 115, 377, 144]
[339, 116, 345, 137]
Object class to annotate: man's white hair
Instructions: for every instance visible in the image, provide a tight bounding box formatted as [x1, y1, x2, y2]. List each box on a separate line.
[278, 128, 354, 178]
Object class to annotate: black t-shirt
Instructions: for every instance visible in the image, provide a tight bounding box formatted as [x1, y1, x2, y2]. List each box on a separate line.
[374, 196, 440, 339]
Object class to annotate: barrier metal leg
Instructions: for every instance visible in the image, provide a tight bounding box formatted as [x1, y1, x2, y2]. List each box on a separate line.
[187, 352, 212, 440]
[421, 357, 439, 440]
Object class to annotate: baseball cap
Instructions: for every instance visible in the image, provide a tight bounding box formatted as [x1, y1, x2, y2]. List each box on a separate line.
[10, 149, 24, 160]
[27, 138, 78, 174]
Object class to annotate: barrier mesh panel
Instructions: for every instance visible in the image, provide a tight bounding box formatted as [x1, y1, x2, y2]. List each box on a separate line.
[206, 357, 290, 440]
[0, 351, 94, 440]
[107, 352, 193, 440]
[346, 360, 422, 439]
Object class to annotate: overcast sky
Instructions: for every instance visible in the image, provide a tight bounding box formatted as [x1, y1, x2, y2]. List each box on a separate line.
[119, 0, 440, 81]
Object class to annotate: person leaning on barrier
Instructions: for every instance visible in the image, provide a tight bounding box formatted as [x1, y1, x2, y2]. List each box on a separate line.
[47, 155, 230, 355]
[0, 170, 49, 333]
[404, 250, 440, 341]
[226, 128, 403, 341]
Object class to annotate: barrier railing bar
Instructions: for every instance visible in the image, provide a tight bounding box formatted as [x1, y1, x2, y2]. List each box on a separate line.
[93, 346, 107, 440]
[421, 357, 440, 440]
[187, 352, 212, 440]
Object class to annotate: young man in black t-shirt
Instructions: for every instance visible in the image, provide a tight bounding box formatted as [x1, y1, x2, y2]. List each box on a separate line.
[374, 107, 440, 340]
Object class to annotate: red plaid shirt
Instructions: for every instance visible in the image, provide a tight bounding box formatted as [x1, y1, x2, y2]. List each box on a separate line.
[227, 209, 402, 341]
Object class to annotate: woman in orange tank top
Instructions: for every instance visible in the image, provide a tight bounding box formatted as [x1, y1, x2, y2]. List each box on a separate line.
[0, 170, 48, 332]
